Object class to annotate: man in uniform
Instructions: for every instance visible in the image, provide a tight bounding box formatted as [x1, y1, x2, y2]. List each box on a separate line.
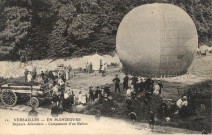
[123, 73, 129, 91]
[113, 75, 120, 93]
[24, 69, 28, 82]
[158, 80, 163, 94]
[130, 74, 138, 91]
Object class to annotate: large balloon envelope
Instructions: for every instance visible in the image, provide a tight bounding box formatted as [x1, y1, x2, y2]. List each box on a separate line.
[116, 3, 198, 77]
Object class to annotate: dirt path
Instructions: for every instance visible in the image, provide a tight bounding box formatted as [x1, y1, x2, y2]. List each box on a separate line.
[0, 107, 200, 134]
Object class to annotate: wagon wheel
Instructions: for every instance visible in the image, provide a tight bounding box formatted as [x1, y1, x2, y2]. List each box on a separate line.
[1, 89, 17, 107]
[30, 97, 39, 108]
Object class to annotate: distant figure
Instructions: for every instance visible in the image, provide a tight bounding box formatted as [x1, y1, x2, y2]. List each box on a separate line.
[123, 73, 129, 91]
[20, 54, 26, 68]
[24, 69, 28, 82]
[103, 83, 111, 97]
[129, 112, 137, 123]
[130, 75, 138, 90]
[27, 72, 32, 82]
[102, 63, 107, 77]
[138, 78, 145, 95]
[28, 107, 38, 117]
[32, 68, 37, 80]
[41, 71, 45, 80]
[158, 80, 163, 94]
[113, 75, 121, 93]
[48, 70, 55, 80]
[145, 75, 154, 94]
[95, 108, 101, 121]
[99, 59, 103, 73]
[94, 86, 101, 100]
[88, 86, 94, 102]
[83, 62, 87, 73]
[67, 65, 72, 79]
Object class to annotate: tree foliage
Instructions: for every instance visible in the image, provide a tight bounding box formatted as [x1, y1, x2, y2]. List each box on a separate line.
[0, 0, 211, 60]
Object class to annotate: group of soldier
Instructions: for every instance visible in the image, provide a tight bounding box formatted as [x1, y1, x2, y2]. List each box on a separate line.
[112, 73, 163, 97]
[112, 73, 164, 129]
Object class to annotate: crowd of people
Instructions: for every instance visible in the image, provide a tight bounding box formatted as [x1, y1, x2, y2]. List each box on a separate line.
[112, 74, 164, 129]
[83, 60, 107, 76]
[23, 64, 206, 131]
[111, 74, 203, 129]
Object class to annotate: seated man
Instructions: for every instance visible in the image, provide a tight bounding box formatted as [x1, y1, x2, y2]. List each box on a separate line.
[103, 83, 111, 97]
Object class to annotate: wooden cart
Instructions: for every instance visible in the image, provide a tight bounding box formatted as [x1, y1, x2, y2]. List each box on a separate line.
[0, 83, 52, 108]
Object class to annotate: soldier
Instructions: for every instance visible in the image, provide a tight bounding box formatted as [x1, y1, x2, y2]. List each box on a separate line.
[24, 69, 28, 82]
[158, 80, 163, 94]
[32, 67, 37, 80]
[41, 71, 45, 80]
[48, 70, 55, 80]
[123, 73, 129, 91]
[88, 86, 94, 102]
[113, 75, 120, 93]
[103, 83, 111, 97]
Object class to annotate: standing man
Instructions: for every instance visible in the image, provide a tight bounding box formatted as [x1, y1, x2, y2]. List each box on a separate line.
[158, 80, 163, 94]
[130, 74, 138, 91]
[138, 78, 145, 95]
[27, 71, 32, 83]
[24, 69, 28, 82]
[89, 86, 94, 102]
[32, 67, 37, 80]
[99, 59, 103, 73]
[41, 71, 45, 80]
[123, 73, 129, 91]
[113, 75, 120, 93]
[145, 75, 154, 94]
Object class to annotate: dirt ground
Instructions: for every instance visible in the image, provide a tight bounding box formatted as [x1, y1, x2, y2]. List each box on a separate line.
[0, 55, 211, 133]
[0, 106, 200, 134]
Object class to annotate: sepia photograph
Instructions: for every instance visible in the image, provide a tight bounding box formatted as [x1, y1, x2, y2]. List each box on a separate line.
[0, 0, 211, 134]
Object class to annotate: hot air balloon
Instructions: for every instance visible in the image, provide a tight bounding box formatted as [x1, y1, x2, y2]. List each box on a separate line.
[116, 3, 198, 77]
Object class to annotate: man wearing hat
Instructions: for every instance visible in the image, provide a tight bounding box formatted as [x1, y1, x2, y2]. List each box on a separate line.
[113, 75, 121, 93]
[123, 73, 129, 91]
[130, 74, 138, 90]
[158, 80, 163, 94]
[145, 75, 154, 95]
[88, 86, 94, 102]
[103, 83, 111, 97]
[94, 86, 101, 100]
